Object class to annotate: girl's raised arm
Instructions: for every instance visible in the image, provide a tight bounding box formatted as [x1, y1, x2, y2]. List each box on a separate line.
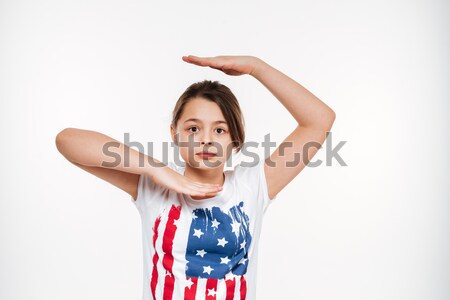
[182, 55, 336, 200]
[55, 127, 223, 200]
[250, 57, 336, 200]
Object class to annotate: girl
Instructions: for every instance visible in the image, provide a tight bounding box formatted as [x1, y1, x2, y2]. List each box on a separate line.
[55, 55, 335, 300]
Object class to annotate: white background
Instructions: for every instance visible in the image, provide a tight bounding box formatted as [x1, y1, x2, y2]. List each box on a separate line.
[1, 0, 449, 299]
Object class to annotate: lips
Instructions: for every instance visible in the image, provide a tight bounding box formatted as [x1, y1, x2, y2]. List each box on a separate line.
[196, 151, 217, 157]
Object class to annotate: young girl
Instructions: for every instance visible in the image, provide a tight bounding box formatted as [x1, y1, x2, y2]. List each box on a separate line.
[55, 55, 335, 300]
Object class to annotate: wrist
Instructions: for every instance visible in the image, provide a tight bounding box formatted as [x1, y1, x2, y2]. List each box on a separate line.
[249, 57, 269, 78]
[144, 157, 164, 177]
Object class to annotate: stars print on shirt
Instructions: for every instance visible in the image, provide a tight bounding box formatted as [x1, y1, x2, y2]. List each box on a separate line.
[185, 201, 252, 279]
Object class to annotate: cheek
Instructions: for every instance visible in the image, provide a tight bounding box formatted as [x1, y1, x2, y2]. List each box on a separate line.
[178, 132, 199, 142]
[177, 132, 194, 147]
[176, 134, 200, 156]
[213, 140, 234, 156]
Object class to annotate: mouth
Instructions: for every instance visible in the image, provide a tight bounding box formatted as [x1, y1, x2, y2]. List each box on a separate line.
[196, 151, 217, 158]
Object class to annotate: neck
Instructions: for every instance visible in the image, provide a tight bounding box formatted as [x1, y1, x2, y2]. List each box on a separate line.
[184, 165, 225, 186]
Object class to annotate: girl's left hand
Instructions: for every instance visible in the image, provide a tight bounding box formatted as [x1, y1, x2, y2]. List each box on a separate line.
[182, 55, 260, 76]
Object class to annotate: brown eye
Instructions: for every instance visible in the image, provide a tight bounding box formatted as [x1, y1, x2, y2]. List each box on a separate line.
[216, 128, 226, 134]
[188, 126, 198, 133]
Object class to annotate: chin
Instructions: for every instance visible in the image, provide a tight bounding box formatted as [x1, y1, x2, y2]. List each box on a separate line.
[188, 158, 224, 170]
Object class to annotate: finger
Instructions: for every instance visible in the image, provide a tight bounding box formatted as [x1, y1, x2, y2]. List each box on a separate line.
[193, 191, 220, 197]
[191, 183, 223, 193]
[184, 60, 207, 67]
[190, 180, 222, 188]
[190, 58, 211, 67]
[185, 55, 206, 60]
[185, 189, 207, 197]
[184, 188, 218, 197]
[190, 185, 223, 195]
[182, 55, 205, 63]
[183, 55, 217, 67]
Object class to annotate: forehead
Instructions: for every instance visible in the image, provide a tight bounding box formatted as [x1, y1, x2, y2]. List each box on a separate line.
[180, 98, 227, 124]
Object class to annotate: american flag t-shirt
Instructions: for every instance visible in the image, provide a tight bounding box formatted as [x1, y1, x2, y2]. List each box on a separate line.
[149, 201, 251, 300]
[132, 159, 275, 300]
[185, 202, 251, 280]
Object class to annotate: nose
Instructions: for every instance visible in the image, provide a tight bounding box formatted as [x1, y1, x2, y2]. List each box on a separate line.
[201, 137, 213, 145]
[200, 130, 213, 145]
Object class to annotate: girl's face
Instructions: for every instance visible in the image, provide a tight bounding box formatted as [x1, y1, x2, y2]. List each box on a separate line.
[171, 97, 234, 170]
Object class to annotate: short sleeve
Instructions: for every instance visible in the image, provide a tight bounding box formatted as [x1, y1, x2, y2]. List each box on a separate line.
[234, 157, 277, 213]
[129, 161, 180, 212]
[129, 173, 155, 211]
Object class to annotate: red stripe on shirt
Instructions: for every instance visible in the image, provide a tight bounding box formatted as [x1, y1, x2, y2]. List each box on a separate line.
[162, 205, 181, 300]
[240, 276, 247, 300]
[205, 278, 218, 300]
[151, 216, 162, 300]
[184, 276, 197, 300]
[225, 277, 236, 300]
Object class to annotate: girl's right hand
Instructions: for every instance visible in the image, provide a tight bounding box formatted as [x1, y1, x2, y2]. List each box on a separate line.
[149, 164, 223, 198]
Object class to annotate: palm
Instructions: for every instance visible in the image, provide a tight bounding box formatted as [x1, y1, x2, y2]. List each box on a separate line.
[182, 55, 257, 76]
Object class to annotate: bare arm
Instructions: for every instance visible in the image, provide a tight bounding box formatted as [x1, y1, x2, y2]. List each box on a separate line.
[55, 127, 222, 200]
[181, 55, 336, 200]
[250, 57, 336, 199]
[55, 127, 163, 200]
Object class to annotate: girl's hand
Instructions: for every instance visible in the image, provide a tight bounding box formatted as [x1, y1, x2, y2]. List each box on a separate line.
[182, 55, 261, 76]
[150, 164, 223, 198]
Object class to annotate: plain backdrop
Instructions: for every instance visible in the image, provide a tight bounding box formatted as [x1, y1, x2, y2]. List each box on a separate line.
[1, 0, 449, 299]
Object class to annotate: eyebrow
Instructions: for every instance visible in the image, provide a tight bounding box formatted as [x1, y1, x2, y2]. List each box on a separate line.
[183, 118, 228, 125]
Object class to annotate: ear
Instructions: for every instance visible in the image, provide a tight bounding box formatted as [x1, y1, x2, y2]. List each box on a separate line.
[170, 125, 178, 145]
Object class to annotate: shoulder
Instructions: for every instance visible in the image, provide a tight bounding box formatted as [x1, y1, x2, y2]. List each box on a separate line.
[233, 158, 265, 182]
[140, 160, 181, 189]
[232, 157, 277, 207]
[133, 160, 181, 207]
[167, 160, 184, 173]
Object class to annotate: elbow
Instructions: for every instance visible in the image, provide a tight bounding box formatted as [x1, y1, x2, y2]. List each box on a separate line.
[328, 109, 336, 125]
[325, 110, 336, 131]
[325, 107, 336, 123]
[315, 109, 336, 131]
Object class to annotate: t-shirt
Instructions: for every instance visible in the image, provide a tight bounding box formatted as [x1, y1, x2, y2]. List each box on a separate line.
[130, 157, 277, 300]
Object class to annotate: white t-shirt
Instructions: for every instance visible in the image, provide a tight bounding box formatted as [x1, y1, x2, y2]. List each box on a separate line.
[130, 157, 277, 300]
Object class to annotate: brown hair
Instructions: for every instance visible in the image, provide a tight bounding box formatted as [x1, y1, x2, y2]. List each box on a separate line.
[171, 80, 245, 153]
